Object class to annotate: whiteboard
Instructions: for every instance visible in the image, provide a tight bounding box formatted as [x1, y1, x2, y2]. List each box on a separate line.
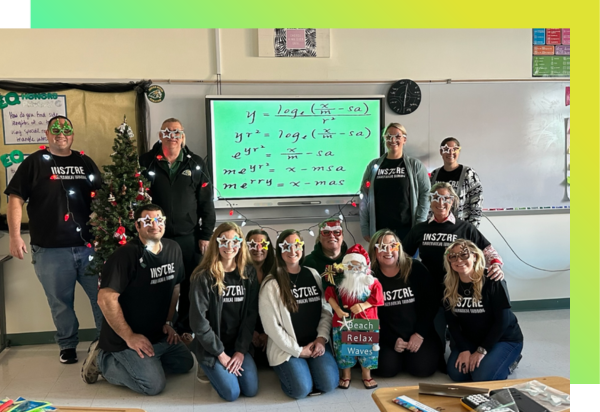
[147, 80, 570, 216]
[2, 94, 67, 145]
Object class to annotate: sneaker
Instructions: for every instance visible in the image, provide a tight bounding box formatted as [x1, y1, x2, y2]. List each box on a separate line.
[81, 340, 101, 384]
[59, 348, 78, 364]
[508, 354, 523, 375]
[197, 366, 210, 384]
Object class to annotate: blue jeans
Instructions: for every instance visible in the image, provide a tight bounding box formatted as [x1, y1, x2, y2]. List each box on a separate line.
[31, 245, 103, 349]
[447, 341, 523, 382]
[272, 344, 338, 399]
[97, 338, 194, 396]
[200, 350, 258, 402]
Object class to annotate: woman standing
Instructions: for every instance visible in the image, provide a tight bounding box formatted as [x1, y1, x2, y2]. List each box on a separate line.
[189, 222, 259, 402]
[369, 229, 441, 378]
[258, 229, 338, 399]
[359, 122, 430, 242]
[430, 137, 484, 227]
[246, 229, 276, 365]
[443, 240, 523, 381]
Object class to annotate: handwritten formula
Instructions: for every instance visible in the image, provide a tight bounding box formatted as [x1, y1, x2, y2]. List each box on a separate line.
[2, 95, 67, 145]
[210, 98, 382, 199]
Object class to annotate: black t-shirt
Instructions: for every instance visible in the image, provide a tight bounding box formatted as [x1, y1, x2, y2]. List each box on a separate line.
[289, 267, 322, 347]
[433, 165, 463, 193]
[220, 269, 246, 350]
[4, 150, 101, 247]
[374, 157, 412, 240]
[375, 260, 438, 345]
[98, 238, 185, 352]
[402, 219, 491, 289]
[445, 278, 523, 351]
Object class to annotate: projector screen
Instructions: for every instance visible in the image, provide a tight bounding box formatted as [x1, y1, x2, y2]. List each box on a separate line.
[206, 96, 384, 208]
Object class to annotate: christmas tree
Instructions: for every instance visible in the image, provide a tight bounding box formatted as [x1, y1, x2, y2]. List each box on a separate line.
[87, 117, 151, 276]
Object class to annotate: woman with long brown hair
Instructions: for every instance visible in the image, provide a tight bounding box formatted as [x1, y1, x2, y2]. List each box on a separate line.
[443, 239, 523, 382]
[258, 229, 338, 399]
[189, 222, 259, 402]
[368, 229, 441, 378]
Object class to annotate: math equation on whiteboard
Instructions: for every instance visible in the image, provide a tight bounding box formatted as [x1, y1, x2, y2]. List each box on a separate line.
[209, 98, 382, 199]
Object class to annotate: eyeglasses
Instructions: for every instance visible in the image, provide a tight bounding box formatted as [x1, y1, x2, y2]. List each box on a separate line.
[375, 242, 400, 253]
[137, 214, 166, 227]
[49, 119, 74, 136]
[430, 192, 454, 205]
[320, 229, 342, 237]
[279, 239, 304, 252]
[248, 239, 269, 251]
[160, 128, 184, 139]
[344, 262, 368, 272]
[447, 251, 472, 262]
[441, 144, 461, 154]
[384, 133, 406, 142]
[217, 235, 243, 249]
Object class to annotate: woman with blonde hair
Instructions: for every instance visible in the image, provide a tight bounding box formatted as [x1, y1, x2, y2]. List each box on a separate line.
[443, 239, 523, 382]
[368, 229, 441, 378]
[258, 229, 338, 399]
[359, 122, 431, 243]
[189, 222, 259, 402]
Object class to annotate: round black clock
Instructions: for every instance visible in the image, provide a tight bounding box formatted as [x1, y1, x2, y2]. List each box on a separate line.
[387, 79, 421, 115]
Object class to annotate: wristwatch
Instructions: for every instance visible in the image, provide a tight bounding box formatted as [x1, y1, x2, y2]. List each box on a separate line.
[165, 321, 174, 327]
[476, 346, 487, 355]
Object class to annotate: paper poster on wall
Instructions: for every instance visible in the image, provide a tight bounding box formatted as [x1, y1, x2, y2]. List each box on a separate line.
[566, 117, 570, 199]
[258, 29, 330, 58]
[2, 93, 67, 145]
[532, 28, 570, 77]
[4, 153, 29, 203]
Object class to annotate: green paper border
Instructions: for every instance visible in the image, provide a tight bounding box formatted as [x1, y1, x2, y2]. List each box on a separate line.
[26, 0, 598, 384]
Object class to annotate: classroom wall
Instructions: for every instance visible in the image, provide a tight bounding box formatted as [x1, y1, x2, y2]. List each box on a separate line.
[0, 29, 569, 335]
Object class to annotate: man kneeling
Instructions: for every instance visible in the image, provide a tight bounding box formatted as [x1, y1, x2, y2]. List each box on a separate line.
[82, 204, 194, 395]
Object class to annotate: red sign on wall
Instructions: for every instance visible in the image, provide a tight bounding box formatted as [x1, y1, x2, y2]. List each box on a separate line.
[342, 331, 379, 344]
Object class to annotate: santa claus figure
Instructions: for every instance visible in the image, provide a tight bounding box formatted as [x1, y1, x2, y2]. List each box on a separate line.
[324, 244, 384, 390]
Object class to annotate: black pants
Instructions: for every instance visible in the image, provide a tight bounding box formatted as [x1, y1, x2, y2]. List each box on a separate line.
[374, 336, 442, 378]
[169, 234, 201, 334]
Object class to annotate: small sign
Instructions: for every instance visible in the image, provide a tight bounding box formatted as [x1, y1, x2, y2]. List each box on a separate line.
[533, 28, 546, 45]
[286, 29, 306, 49]
[339, 318, 379, 331]
[341, 344, 375, 357]
[561, 29, 570, 45]
[533, 45, 555, 55]
[566, 86, 570, 106]
[342, 331, 379, 344]
[555, 45, 570, 56]
[545, 28, 562, 45]
[146, 85, 165, 103]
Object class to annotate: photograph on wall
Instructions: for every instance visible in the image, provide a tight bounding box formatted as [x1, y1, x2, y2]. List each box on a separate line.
[274, 29, 317, 57]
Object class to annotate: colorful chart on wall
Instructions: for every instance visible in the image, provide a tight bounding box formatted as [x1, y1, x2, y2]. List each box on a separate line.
[532, 28, 570, 77]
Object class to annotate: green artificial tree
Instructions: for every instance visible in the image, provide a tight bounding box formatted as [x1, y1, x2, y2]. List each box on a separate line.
[87, 117, 151, 276]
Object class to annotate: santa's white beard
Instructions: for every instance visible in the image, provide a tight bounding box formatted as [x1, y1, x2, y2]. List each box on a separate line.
[338, 271, 374, 301]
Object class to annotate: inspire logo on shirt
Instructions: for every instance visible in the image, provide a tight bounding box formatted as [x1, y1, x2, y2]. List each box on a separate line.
[50, 166, 87, 180]
[384, 287, 415, 306]
[454, 297, 485, 314]
[223, 285, 245, 303]
[377, 166, 406, 179]
[150, 263, 176, 285]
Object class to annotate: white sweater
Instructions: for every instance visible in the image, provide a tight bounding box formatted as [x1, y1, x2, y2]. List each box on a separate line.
[258, 266, 333, 367]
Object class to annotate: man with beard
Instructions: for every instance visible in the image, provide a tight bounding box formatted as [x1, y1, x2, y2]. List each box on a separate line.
[304, 219, 348, 280]
[81, 204, 194, 395]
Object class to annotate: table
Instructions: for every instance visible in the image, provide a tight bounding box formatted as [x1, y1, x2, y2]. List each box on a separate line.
[372, 376, 570, 412]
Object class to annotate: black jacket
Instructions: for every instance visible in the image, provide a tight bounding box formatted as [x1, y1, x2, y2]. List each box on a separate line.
[304, 241, 348, 277]
[189, 265, 259, 367]
[139, 142, 215, 240]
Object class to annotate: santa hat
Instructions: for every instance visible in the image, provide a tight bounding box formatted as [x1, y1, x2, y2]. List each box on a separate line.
[342, 244, 370, 267]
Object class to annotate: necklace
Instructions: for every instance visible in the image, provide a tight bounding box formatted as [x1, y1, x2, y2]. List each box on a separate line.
[460, 282, 473, 296]
[290, 271, 301, 288]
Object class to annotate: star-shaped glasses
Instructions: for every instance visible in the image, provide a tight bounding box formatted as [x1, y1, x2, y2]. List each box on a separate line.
[375, 241, 400, 253]
[49, 119, 74, 136]
[384, 133, 405, 143]
[343, 262, 368, 273]
[279, 239, 304, 252]
[217, 235, 243, 249]
[430, 192, 453, 205]
[160, 128, 184, 140]
[248, 239, 270, 251]
[137, 214, 166, 227]
[440, 144, 461, 154]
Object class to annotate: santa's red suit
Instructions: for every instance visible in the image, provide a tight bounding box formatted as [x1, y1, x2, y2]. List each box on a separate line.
[325, 282, 384, 327]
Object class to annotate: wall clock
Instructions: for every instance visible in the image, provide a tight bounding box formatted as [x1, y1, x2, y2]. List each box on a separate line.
[387, 79, 421, 115]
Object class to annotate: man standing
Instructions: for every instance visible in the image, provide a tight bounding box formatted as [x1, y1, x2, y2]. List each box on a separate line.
[139, 118, 215, 340]
[304, 218, 348, 277]
[81, 204, 194, 395]
[5, 115, 103, 364]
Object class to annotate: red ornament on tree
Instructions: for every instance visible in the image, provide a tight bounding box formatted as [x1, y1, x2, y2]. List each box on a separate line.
[135, 180, 145, 201]
[108, 192, 117, 207]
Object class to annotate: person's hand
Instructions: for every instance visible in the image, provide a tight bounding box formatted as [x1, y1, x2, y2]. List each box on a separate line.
[217, 352, 242, 376]
[125, 333, 155, 358]
[455, 350, 471, 374]
[163, 323, 180, 345]
[487, 263, 504, 281]
[394, 337, 408, 353]
[469, 351, 485, 372]
[310, 337, 327, 358]
[335, 308, 350, 318]
[406, 333, 424, 353]
[258, 333, 268, 351]
[347, 303, 366, 315]
[299, 343, 315, 358]
[199, 240, 209, 255]
[226, 352, 245, 376]
[363, 235, 371, 242]
[9, 235, 28, 260]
